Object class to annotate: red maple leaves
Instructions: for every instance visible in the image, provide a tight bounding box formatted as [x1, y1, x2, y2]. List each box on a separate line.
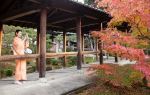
[91, 28, 150, 77]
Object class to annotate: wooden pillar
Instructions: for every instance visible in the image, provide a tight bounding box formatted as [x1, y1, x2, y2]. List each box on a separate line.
[81, 32, 84, 64]
[0, 23, 3, 55]
[99, 23, 103, 64]
[36, 26, 40, 72]
[63, 31, 66, 67]
[99, 40, 103, 64]
[76, 17, 82, 70]
[95, 38, 98, 61]
[114, 41, 118, 62]
[39, 8, 47, 78]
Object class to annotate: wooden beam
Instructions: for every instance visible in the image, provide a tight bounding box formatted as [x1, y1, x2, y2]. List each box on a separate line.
[27, 0, 41, 4]
[50, 17, 75, 25]
[39, 8, 47, 78]
[85, 15, 98, 20]
[12, 20, 36, 24]
[46, 51, 97, 58]
[0, 54, 39, 61]
[82, 51, 98, 54]
[67, 23, 99, 31]
[48, 9, 57, 17]
[0, 23, 3, 55]
[0, 7, 40, 22]
[47, 24, 64, 29]
[46, 52, 77, 58]
[48, 14, 77, 24]
[76, 17, 82, 70]
[63, 31, 67, 67]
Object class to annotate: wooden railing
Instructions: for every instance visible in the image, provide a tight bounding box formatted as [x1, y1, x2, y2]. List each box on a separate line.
[0, 51, 98, 61]
[0, 54, 40, 61]
[46, 52, 77, 58]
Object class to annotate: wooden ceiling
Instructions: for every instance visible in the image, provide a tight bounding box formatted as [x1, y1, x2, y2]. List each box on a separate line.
[0, 0, 111, 33]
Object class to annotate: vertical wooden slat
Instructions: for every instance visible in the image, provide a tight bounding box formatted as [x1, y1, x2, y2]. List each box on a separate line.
[63, 31, 66, 67]
[0, 23, 3, 55]
[81, 32, 84, 64]
[39, 8, 47, 78]
[76, 17, 82, 70]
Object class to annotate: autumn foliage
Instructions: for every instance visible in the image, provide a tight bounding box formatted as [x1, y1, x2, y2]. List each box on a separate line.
[90, 28, 150, 78]
[95, 0, 150, 29]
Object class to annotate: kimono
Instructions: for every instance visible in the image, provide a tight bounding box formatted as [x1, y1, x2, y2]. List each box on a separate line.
[13, 37, 29, 80]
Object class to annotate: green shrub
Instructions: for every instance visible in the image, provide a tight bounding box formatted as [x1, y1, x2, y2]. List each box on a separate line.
[67, 56, 77, 66]
[4, 69, 13, 76]
[47, 58, 61, 65]
[85, 57, 96, 64]
[96, 64, 143, 87]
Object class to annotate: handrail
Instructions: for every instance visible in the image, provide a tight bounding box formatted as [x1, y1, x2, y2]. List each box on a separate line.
[0, 51, 98, 61]
[0, 54, 40, 61]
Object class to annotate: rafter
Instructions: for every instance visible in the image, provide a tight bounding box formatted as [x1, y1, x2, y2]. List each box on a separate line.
[67, 23, 100, 31]
[0, 7, 40, 22]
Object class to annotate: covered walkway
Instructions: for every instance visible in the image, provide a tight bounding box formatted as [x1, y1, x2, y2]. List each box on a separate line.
[0, 0, 111, 78]
[0, 64, 91, 95]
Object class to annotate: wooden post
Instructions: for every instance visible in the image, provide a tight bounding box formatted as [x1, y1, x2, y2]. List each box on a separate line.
[99, 40, 103, 64]
[114, 41, 118, 62]
[81, 32, 84, 64]
[36, 26, 40, 72]
[95, 38, 98, 61]
[76, 17, 82, 70]
[63, 31, 66, 67]
[99, 23, 103, 64]
[0, 23, 3, 55]
[39, 8, 47, 78]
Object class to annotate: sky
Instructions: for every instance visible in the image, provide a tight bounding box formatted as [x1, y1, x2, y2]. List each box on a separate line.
[77, 0, 84, 3]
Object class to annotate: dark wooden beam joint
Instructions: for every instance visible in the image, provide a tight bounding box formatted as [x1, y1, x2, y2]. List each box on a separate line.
[76, 17, 82, 70]
[39, 8, 47, 78]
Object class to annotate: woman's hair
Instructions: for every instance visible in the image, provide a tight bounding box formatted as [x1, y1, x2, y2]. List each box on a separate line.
[15, 29, 21, 36]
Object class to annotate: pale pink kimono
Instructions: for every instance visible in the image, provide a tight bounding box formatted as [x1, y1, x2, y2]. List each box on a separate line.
[13, 37, 29, 80]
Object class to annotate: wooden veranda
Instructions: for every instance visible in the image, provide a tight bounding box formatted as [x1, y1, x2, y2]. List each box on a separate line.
[0, 0, 111, 78]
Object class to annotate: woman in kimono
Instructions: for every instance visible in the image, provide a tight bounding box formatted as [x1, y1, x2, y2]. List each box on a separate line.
[13, 30, 29, 85]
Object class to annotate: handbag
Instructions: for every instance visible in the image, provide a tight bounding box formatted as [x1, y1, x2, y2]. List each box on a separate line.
[24, 48, 32, 54]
